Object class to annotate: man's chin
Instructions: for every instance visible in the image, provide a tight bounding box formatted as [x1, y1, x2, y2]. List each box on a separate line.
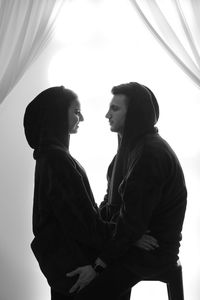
[70, 128, 78, 134]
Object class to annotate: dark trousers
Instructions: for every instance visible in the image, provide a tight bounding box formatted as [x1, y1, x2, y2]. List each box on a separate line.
[73, 263, 140, 300]
[51, 287, 131, 300]
[51, 289, 74, 300]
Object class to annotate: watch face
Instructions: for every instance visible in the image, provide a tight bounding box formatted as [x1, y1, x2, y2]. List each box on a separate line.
[94, 265, 105, 274]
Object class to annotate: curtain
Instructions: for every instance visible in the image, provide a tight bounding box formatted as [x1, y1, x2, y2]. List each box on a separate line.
[130, 0, 200, 88]
[0, 0, 65, 105]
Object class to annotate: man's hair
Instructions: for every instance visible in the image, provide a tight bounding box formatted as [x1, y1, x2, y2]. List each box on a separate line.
[111, 82, 135, 97]
[111, 82, 159, 122]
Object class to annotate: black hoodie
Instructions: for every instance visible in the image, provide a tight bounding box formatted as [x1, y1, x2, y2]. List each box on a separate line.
[99, 83, 187, 276]
[23, 87, 106, 295]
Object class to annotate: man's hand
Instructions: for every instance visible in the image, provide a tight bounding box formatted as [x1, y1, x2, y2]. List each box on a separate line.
[135, 233, 159, 251]
[66, 265, 97, 294]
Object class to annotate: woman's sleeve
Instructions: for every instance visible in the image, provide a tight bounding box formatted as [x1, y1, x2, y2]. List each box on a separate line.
[46, 157, 98, 250]
[98, 152, 163, 264]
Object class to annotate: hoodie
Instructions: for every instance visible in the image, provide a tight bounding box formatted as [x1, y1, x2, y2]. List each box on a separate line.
[23, 86, 106, 294]
[99, 83, 187, 275]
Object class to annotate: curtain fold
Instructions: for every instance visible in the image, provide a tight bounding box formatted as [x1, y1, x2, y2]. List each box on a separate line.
[130, 0, 200, 88]
[0, 0, 65, 105]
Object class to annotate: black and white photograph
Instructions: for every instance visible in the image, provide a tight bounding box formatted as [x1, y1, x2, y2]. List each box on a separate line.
[0, 1, 199, 299]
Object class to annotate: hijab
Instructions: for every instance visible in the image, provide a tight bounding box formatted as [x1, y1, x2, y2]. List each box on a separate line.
[108, 82, 160, 209]
[23, 86, 77, 158]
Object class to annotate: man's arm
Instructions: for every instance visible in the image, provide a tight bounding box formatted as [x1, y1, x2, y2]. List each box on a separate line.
[98, 152, 163, 264]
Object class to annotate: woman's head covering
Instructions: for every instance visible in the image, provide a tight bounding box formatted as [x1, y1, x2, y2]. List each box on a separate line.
[23, 86, 77, 152]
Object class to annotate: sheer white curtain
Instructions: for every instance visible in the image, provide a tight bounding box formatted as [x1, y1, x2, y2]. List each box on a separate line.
[130, 0, 200, 88]
[0, 0, 65, 105]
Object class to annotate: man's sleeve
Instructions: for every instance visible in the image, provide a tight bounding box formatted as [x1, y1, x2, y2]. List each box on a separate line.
[98, 152, 163, 264]
[99, 157, 116, 221]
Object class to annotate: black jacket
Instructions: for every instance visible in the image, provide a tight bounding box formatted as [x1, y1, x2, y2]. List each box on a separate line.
[31, 146, 107, 294]
[99, 133, 187, 276]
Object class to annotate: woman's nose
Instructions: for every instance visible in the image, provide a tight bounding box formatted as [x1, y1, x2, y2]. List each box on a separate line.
[105, 110, 110, 119]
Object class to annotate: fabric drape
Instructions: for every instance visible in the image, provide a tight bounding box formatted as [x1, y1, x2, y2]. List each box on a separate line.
[130, 0, 200, 88]
[0, 0, 65, 105]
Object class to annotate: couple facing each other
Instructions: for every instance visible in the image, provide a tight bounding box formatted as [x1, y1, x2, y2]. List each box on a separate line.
[23, 82, 187, 300]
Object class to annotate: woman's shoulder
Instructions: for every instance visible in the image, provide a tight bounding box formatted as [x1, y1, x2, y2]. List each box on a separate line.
[46, 148, 74, 164]
[40, 149, 77, 180]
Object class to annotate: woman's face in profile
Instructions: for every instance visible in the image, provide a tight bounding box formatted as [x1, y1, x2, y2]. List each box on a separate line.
[68, 99, 84, 134]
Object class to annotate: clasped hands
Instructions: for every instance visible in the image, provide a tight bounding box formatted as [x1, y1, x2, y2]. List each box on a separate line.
[66, 232, 159, 294]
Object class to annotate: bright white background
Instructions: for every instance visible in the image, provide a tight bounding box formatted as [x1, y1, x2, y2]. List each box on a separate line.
[0, 0, 200, 299]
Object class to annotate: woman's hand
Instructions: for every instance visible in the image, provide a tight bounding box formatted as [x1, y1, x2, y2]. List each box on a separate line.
[67, 265, 97, 294]
[134, 233, 159, 251]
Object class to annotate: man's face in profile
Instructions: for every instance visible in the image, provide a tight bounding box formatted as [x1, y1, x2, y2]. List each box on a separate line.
[105, 94, 128, 135]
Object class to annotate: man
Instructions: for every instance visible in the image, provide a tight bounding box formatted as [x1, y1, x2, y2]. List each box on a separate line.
[69, 82, 187, 300]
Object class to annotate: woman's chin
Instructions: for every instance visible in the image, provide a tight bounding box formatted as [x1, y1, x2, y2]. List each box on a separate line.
[110, 126, 116, 132]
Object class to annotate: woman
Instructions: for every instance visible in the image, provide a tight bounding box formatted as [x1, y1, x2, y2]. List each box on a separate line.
[23, 86, 108, 299]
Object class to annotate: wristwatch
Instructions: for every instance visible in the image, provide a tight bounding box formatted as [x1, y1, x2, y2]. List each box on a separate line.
[94, 264, 105, 274]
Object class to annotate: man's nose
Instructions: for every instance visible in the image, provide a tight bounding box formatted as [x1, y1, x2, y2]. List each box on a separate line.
[80, 113, 84, 121]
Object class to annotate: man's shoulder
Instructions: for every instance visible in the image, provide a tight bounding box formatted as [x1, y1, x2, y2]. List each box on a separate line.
[129, 133, 176, 165]
[141, 133, 182, 171]
[143, 133, 173, 154]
